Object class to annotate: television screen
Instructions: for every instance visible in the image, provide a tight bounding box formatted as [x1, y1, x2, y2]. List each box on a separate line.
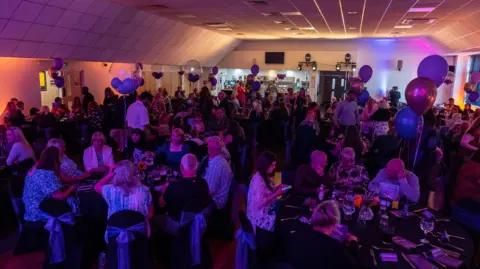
[265, 52, 285, 64]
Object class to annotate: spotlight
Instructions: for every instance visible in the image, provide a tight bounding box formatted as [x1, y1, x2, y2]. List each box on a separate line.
[298, 63, 302, 71]
[336, 63, 341, 71]
[352, 65, 356, 72]
[312, 62, 317, 71]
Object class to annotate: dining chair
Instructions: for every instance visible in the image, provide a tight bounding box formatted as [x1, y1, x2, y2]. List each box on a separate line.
[106, 210, 150, 269]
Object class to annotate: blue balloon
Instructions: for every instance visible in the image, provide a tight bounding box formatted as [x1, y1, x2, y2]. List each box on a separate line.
[111, 77, 122, 89]
[119, 78, 137, 94]
[395, 107, 420, 140]
[253, 81, 261, 91]
[54, 76, 64, 88]
[357, 90, 370, 106]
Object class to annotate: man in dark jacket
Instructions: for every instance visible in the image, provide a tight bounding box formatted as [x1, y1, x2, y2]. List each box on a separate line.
[82, 86, 95, 112]
[388, 86, 401, 107]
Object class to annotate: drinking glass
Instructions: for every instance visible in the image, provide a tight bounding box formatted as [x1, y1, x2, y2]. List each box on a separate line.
[343, 201, 355, 220]
[420, 218, 435, 244]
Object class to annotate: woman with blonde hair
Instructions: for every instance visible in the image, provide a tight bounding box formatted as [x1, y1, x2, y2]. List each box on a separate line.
[6, 127, 35, 166]
[47, 138, 89, 181]
[83, 131, 115, 172]
[459, 117, 480, 160]
[370, 99, 391, 137]
[285, 200, 359, 269]
[94, 160, 153, 219]
[155, 128, 190, 171]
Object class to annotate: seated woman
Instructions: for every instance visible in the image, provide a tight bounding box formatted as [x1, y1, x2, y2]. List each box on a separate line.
[126, 128, 147, 165]
[34, 106, 56, 140]
[285, 201, 359, 269]
[94, 160, 153, 237]
[155, 128, 190, 171]
[247, 152, 288, 263]
[6, 127, 35, 166]
[83, 132, 115, 173]
[47, 138, 89, 182]
[370, 100, 391, 137]
[459, 117, 480, 161]
[71, 96, 84, 117]
[23, 147, 77, 222]
[453, 150, 480, 202]
[329, 147, 370, 189]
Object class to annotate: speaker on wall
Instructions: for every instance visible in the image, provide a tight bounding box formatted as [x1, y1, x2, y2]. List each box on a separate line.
[448, 65, 455, 73]
[397, 60, 403, 71]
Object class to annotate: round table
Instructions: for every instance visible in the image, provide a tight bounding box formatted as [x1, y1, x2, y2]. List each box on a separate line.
[276, 195, 475, 269]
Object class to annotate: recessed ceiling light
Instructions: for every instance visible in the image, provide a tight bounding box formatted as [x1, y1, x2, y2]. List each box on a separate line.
[284, 27, 300, 31]
[293, 32, 305, 35]
[281, 12, 302, 16]
[236, 33, 245, 35]
[349, 27, 356, 30]
[274, 21, 287, 24]
[204, 22, 232, 28]
[177, 14, 196, 19]
[394, 25, 413, 29]
[300, 27, 315, 30]
[217, 28, 233, 31]
[409, 7, 436, 13]
[347, 11, 358, 15]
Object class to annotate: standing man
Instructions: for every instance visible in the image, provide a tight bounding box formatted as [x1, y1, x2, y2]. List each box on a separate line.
[388, 86, 401, 107]
[82, 87, 95, 112]
[333, 91, 359, 133]
[126, 91, 152, 131]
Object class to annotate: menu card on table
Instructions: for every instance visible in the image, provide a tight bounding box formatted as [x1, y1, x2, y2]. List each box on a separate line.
[379, 182, 400, 201]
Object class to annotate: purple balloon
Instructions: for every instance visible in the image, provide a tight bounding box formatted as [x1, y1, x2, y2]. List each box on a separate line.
[53, 58, 63, 70]
[152, 72, 157, 77]
[111, 77, 122, 89]
[395, 107, 420, 140]
[417, 55, 448, 87]
[193, 74, 200, 82]
[405, 77, 437, 116]
[251, 64, 259, 76]
[54, 76, 64, 88]
[178, 71, 185, 76]
[139, 78, 145, 86]
[210, 77, 217, 86]
[468, 92, 479, 102]
[212, 66, 219, 75]
[358, 65, 373, 83]
[253, 81, 261, 91]
[120, 78, 138, 94]
[471, 72, 480, 84]
[155, 72, 163, 79]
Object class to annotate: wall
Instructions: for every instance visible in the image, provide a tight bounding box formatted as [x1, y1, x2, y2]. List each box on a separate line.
[40, 71, 60, 108]
[218, 38, 450, 100]
[0, 58, 42, 112]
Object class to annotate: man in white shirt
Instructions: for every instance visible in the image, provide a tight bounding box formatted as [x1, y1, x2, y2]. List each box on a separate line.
[259, 81, 267, 98]
[126, 92, 152, 130]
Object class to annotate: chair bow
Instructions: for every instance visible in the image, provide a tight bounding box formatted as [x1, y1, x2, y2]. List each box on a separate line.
[41, 212, 76, 264]
[235, 228, 256, 269]
[180, 208, 209, 266]
[107, 222, 147, 269]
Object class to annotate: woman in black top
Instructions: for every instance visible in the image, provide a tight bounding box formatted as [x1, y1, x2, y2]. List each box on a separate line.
[126, 128, 147, 164]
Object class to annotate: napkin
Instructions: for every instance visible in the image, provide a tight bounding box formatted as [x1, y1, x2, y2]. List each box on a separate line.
[380, 253, 398, 262]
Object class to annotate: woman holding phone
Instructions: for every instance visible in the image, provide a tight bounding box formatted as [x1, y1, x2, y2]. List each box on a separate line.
[247, 151, 289, 264]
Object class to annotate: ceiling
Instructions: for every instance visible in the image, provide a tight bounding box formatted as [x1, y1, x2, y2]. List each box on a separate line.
[111, 0, 480, 42]
[0, 0, 240, 65]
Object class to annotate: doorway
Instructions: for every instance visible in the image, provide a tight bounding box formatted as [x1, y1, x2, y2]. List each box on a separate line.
[39, 70, 83, 109]
[318, 71, 347, 104]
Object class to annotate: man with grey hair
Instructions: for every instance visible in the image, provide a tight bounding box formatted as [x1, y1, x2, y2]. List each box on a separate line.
[329, 147, 370, 189]
[161, 154, 211, 221]
[199, 136, 233, 210]
[294, 150, 333, 196]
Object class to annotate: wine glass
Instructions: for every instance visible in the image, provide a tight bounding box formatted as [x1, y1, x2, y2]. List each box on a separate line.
[420, 217, 435, 244]
[343, 201, 355, 220]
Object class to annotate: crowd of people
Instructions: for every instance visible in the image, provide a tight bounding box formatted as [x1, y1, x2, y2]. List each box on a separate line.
[1, 82, 479, 268]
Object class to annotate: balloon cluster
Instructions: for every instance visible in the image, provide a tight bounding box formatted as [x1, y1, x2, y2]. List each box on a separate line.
[208, 66, 219, 86]
[48, 58, 65, 88]
[277, 74, 286, 80]
[350, 65, 373, 106]
[110, 63, 144, 95]
[395, 55, 443, 140]
[151, 72, 163, 80]
[464, 72, 480, 102]
[248, 64, 261, 92]
[187, 73, 200, 83]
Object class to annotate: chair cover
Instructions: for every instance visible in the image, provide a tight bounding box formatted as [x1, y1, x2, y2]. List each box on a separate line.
[41, 212, 76, 264]
[235, 228, 256, 269]
[106, 210, 149, 269]
[452, 199, 480, 231]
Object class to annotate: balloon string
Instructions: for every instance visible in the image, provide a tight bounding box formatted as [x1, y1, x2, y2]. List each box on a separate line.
[124, 96, 127, 149]
[413, 126, 423, 169]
